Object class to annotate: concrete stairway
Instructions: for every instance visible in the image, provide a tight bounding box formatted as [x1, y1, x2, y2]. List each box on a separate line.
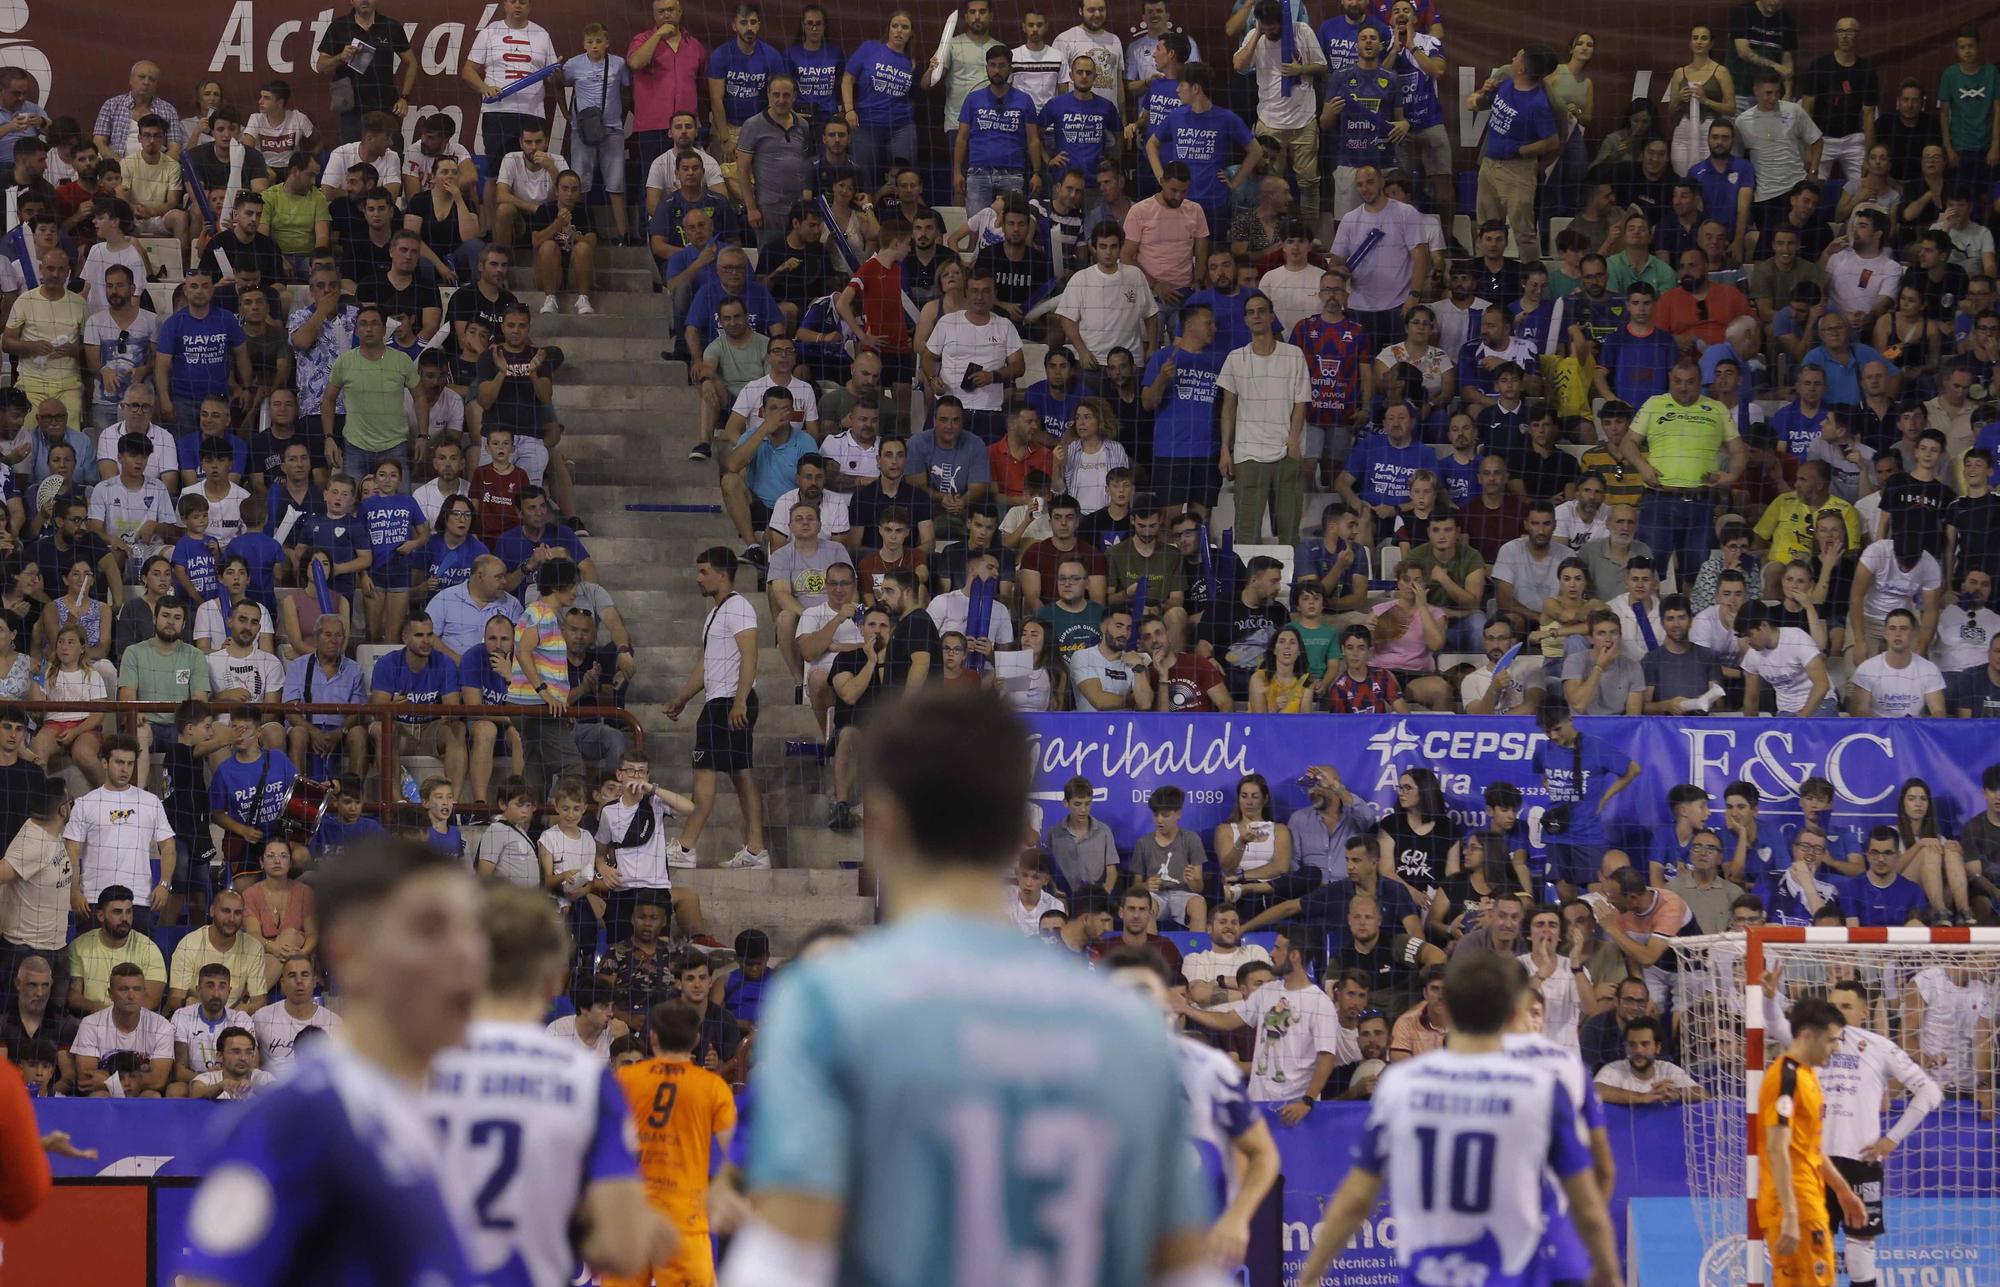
[518, 248, 872, 953]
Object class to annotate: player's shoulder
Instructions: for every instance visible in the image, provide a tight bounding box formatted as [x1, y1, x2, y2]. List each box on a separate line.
[1175, 1032, 1246, 1089]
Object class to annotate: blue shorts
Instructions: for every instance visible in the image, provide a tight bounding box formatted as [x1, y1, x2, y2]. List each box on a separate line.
[1529, 1210, 1590, 1287]
[371, 553, 420, 591]
[1546, 840, 1606, 887]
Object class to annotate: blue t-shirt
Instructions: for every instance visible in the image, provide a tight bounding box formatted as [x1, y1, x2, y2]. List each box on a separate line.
[1687, 156, 1756, 228]
[1182, 286, 1264, 354]
[786, 42, 844, 115]
[311, 813, 385, 858]
[1484, 76, 1558, 161]
[1317, 14, 1388, 70]
[225, 531, 287, 603]
[1436, 453, 1481, 505]
[1154, 103, 1254, 207]
[360, 493, 424, 566]
[1327, 66, 1399, 167]
[1024, 380, 1083, 441]
[178, 1045, 473, 1287]
[1769, 401, 1830, 459]
[175, 431, 251, 476]
[289, 513, 365, 594]
[710, 39, 789, 125]
[1800, 344, 1884, 405]
[1342, 431, 1432, 507]
[1136, 76, 1181, 136]
[733, 426, 816, 506]
[458, 642, 510, 704]
[172, 535, 220, 599]
[157, 306, 245, 410]
[1598, 326, 1681, 409]
[1040, 92, 1120, 178]
[1142, 344, 1226, 458]
[906, 430, 992, 497]
[1766, 866, 1841, 928]
[1387, 41, 1444, 130]
[1839, 873, 1929, 926]
[423, 534, 489, 590]
[1529, 736, 1630, 847]
[369, 647, 456, 723]
[688, 277, 782, 344]
[845, 41, 915, 126]
[425, 823, 465, 860]
[493, 522, 590, 573]
[958, 85, 1038, 170]
[209, 749, 300, 829]
[663, 239, 719, 296]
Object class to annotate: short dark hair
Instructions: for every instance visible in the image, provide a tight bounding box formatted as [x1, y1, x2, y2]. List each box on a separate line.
[647, 1002, 703, 1053]
[1441, 952, 1527, 1036]
[1787, 997, 1845, 1036]
[859, 689, 1030, 869]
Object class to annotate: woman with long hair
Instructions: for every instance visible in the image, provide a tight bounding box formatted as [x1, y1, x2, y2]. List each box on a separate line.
[1379, 764, 1461, 916]
[1531, 556, 1603, 664]
[1249, 625, 1312, 713]
[181, 80, 226, 154]
[1001, 617, 1070, 713]
[241, 836, 319, 964]
[1896, 777, 1974, 924]
[0, 614, 29, 701]
[1369, 562, 1453, 710]
[1215, 773, 1294, 906]
[840, 11, 917, 192]
[0, 562, 39, 660]
[420, 495, 489, 598]
[1663, 24, 1735, 174]
[785, 4, 845, 123]
[1835, 143, 1903, 230]
[1874, 283, 1944, 381]
[39, 557, 111, 672]
[1055, 396, 1129, 514]
[532, 170, 599, 314]
[28, 623, 105, 784]
[1375, 307, 1456, 434]
[1547, 32, 1595, 210]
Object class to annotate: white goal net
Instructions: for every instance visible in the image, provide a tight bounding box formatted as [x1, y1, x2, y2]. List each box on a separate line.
[1669, 928, 2000, 1287]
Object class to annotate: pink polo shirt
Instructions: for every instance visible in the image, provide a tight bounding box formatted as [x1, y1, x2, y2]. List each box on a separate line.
[628, 28, 708, 132]
[1122, 195, 1209, 290]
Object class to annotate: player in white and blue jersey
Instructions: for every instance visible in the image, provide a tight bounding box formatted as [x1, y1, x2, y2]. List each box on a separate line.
[722, 689, 1227, 1287]
[178, 839, 486, 1287]
[1508, 984, 1616, 1287]
[1297, 954, 1621, 1287]
[427, 885, 672, 1287]
[1105, 945, 1282, 1269]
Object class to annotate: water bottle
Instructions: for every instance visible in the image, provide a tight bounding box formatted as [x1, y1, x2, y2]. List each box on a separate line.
[399, 767, 422, 805]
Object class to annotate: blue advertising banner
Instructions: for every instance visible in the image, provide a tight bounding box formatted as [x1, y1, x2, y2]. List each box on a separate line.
[1025, 714, 2000, 861]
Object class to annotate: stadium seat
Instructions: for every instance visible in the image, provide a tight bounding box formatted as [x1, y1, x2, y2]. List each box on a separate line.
[138, 237, 184, 280]
[1544, 216, 1572, 259]
[1165, 931, 1212, 956]
[936, 205, 968, 240]
[1018, 341, 1048, 389]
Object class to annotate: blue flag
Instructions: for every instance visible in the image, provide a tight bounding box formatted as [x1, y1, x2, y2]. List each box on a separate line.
[311, 556, 335, 616]
[966, 577, 995, 673]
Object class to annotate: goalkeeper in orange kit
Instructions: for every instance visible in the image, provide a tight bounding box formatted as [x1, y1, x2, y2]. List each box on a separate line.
[609, 1001, 740, 1287]
[1758, 998, 1868, 1287]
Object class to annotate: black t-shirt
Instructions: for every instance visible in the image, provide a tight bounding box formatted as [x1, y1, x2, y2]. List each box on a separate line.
[1080, 506, 1133, 551]
[850, 479, 935, 550]
[197, 229, 285, 284]
[186, 144, 272, 197]
[1950, 666, 2000, 717]
[886, 608, 941, 686]
[443, 285, 518, 350]
[1182, 546, 1247, 619]
[250, 427, 330, 490]
[1946, 491, 2000, 582]
[1335, 936, 1423, 1011]
[1913, 264, 1969, 322]
[318, 11, 413, 112]
[1880, 474, 1953, 557]
[357, 270, 442, 326]
[1507, 443, 1581, 502]
[829, 646, 890, 726]
[972, 242, 1054, 311]
[0, 759, 41, 857]
[475, 345, 548, 435]
[162, 742, 209, 844]
[761, 237, 833, 307]
[326, 195, 369, 251]
[1799, 55, 1878, 138]
[931, 543, 1016, 591]
[1613, 166, 1676, 230]
[1753, 214, 1833, 262]
[30, 531, 110, 600]
[1200, 595, 1285, 701]
[1472, 259, 1523, 310]
[404, 192, 470, 259]
[338, 233, 393, 287]
[1380, 811, 1459, 893]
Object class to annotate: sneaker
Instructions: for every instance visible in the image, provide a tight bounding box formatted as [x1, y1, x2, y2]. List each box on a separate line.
[687, 441, 713, 462]
[726, 847, 772, 869]
[566, 514, 591, 536]
[666, 843, 699, 868]
[828, 800, 854, 831]
[538, 294, 559, 314]
[574, 295, 596, 316]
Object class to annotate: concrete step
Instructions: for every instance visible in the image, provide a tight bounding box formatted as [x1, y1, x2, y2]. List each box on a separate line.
[557, 359, 704, 388]
[523, 313, 669, 339]
[517, 291, 662, 318]
[509, 267, 660, 293]
[541, 336, 685, 363]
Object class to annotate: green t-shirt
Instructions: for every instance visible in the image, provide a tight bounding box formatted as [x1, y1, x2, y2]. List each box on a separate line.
[118, 639, 211, 725]
[1606, 250, 1677, 297]
[1289, 617, 1338, 677]
[1105, 541, 1185, 606]
[704, 332, 771, 395]
[261, 184, 331, 257]
[1940, 63, 2000, 151]
[330, 347, 420, 452]
[1033, 600, 1105, 657]
[1406, 543, 1487, 609]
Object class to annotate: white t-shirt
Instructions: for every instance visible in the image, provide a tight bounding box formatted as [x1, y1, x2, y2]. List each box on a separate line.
[1238, 24, 1323, 129]
[192, 1067, 278, 1098]
[1910, 966, 1995, 1091]
[81, 242, 149, 311]
[1688, 606, 1744, 663]
[1593, 1058, 1698, 1095]
[170, 1002, 255, 1072]
[796, 600, 863, 677]
[1553, 499, 1610, 548]
[96, 423, 177, 484]
[1856, 538, 1941, 621]
[1053, 263, 1158, 361]
[1216, 340, 1314, 462]
[468, 20, 560, 120]
[1518, 955, 1583, 1051]
[1010, 44, 1065, 110]
[928, 588, 1016, 645]
[1330, 199, 1427, 310]
[193, 483, 251, 543]
[413, 476, 472, 527]
[207, 647, 286, 702]
[700, 592, 759, 697]
[544, 1013, 616, 1058]
[768, 486, 850, 536]
[322, 142, 403, 189]
[1005, 887, 1066, 933]
[1741, 626, 1827, 714]
[644, 148, 726, 196]
[1851, 653, 1945, 716]
[88, 475, 174, 552]
[253, 1003, 343, 1073]
[1183, 943, 1273, 1000]
[1066, 644, 1138, 705]
[496, 151, 568, 206]
[733, 375, 820, 431]
[1823, 248, 1903, 319]
[72, 1007, 175, 1067]
[404, 140, 473, 188]
[539, 826, 597, 908]
[1259, 264, 1325, 335]
[247, 109, 315, 169]
[818, 429, 881, 483]
[1235, 979, 1343, 1102]
[1061, 439, 1129, 513]
[1934, 604, 2000, 674]
[195, 600, 276, 650]
[1054, 26, 1125, 90]
[63, 783, 175, 903]
[924, 311, 1025, 413]
[407, 385, 466, 439]
[596, 796, 675, 890]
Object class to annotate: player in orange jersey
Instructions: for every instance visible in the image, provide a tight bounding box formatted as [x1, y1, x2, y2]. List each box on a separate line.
[610, 1001, 740, 1287]
[1758, 997, 1868, 1287]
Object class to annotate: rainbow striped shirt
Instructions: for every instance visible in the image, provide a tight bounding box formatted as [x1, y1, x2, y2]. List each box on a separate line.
[506, 598, 570, 706]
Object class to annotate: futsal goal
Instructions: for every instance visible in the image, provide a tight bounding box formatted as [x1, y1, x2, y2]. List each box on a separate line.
[1668, 926, 2000, 1287]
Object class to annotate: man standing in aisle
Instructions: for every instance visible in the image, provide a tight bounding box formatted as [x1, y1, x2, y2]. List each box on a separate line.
[1233, 0, 1326, 231]
[1619, 357, 1743, 588]
[316, 0, 417, 144]
[663, 547, 771, 871]
[1219, 294, 1312, 544]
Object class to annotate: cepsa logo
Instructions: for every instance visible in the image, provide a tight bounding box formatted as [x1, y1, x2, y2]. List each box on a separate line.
[1364, 720, 1545, 793]
[1680, 727, 1898, 807]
